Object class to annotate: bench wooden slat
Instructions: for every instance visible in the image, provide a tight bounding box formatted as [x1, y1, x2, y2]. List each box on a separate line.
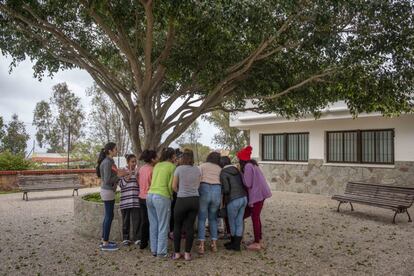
[345, 185, 414, 195]
[333, 194, 410, 207]
[343, 192, 414, 205]
[332, 194, 412, 209]
[332, 197, 401, 211]
[347, 182, 414, 195]
[21, 184, 82, 191]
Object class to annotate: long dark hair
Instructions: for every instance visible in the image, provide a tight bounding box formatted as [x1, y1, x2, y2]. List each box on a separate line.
[220, 156, 231, 168]
[181, 149, 194, 166]
[139, 149, 157, 163]
[96, 142, 116, 178]
[239, 159, 258, 173]
[160, 147, 176, 162]
[206, 152, 221, 166]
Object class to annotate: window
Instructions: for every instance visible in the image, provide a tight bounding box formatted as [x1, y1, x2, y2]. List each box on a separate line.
[262, 133, 309, 162]
[326, 129, 394, 164]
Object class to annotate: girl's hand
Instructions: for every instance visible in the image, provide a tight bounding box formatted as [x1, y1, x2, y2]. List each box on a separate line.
[118, 168, 129, 177]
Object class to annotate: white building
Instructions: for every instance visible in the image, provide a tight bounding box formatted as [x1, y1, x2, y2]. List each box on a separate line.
[230, 102, 414, 195]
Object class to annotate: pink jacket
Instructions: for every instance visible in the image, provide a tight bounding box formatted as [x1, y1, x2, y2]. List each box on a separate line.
[138, 164, 153, 199]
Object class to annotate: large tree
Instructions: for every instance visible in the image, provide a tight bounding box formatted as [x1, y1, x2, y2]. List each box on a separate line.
[176, 120, 202, 163]
[203, 111, 249, 155]
[87, 83, 131, 156]
[175, 121, 201, 149]
[178, 142, 212, 165]
[1, 114, 30, 155]
[1, 1, 413, 154]
[33, 82, 85, 152]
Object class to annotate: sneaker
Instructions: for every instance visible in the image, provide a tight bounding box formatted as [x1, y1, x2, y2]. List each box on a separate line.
[122, 240, 131, 246]
[99, 241, 116, 248]
[101, 243, 119, 251]
[134, 240, 141, 246]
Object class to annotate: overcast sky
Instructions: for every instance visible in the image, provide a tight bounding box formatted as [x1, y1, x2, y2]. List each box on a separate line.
[0, 54, 218, 153]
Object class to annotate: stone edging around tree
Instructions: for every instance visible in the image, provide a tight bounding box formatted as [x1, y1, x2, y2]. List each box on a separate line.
[74, 193, 123, 241]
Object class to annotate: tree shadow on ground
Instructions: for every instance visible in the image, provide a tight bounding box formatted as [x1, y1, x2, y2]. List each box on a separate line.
[329, 208, 412, 225]
[19, 195, 79, 202]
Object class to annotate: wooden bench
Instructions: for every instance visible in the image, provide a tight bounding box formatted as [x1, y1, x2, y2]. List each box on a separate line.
[18, 174, 82, 201]
[332, 182, 414, 223]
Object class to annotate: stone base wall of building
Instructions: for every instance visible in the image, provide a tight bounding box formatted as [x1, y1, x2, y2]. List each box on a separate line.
[260, 160, 414, 195]
[74, 194, 123, 241]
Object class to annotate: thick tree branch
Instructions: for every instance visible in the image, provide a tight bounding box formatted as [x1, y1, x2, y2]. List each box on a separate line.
[157, 71, 202, 121]
[256, 69, 337, 100]
[154, 18, 175, 68]
[149, 18, 176, 100]
[225, 10, 300, 75]
[256, 41, 302, 60]
[79, 0, 144, 90]
[160, 95, 205, 131]
[141, 0, 154, 94]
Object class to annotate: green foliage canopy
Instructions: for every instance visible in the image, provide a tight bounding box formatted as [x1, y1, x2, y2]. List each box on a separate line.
[1, 0, 413, 153]
[0, 114, 30, 155]
[203, 111, 249, 154]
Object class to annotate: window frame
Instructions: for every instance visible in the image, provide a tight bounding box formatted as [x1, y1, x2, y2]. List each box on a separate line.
[261, 132, 309, 162]
[326, 129, 395, 165]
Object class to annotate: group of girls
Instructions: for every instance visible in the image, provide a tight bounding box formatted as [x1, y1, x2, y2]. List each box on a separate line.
[96, 143, 272, 260]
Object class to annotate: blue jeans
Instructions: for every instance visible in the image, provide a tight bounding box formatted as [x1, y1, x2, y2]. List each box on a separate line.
[146, 193, 171, 256]
[198, 183, 222, 241]
[102, 200, 115, 242]
[226, 196, 248, 237]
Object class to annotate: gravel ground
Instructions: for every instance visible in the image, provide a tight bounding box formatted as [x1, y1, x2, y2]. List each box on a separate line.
[0, 188, 413, 276]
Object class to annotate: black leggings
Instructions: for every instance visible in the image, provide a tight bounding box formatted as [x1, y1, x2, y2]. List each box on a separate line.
[139, 198, 149, 247]
[173, 196, 199, 253]
[170, 192, 177, 232]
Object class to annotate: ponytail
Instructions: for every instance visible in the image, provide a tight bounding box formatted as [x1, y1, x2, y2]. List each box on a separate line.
[96, 142, 117, 177]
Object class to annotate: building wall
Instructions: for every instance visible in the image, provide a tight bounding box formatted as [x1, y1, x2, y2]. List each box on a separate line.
[249, 114, 414, 161]
[245, 114, 414, 195]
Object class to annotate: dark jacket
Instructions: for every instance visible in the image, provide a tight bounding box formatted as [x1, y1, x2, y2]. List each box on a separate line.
[220, 165, 247, 204]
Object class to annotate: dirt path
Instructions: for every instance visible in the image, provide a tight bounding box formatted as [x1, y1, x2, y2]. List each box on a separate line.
[0, 188, 413, 276]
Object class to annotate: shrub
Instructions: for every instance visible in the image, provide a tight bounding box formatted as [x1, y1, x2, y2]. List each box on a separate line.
[0, 151, 32, 171]
[83, 192, 120, 204]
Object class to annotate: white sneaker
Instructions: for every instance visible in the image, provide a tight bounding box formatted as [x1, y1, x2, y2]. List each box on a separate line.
[134, 240, 141, 245]
[122, 240, 131, 246]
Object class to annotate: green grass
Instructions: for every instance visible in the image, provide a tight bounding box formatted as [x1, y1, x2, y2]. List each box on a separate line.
[83, 192, 120, 204]
[0, 190, 19, 194]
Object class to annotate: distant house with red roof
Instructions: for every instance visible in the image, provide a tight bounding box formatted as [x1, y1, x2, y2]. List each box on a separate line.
[30, 153, 80, 167]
